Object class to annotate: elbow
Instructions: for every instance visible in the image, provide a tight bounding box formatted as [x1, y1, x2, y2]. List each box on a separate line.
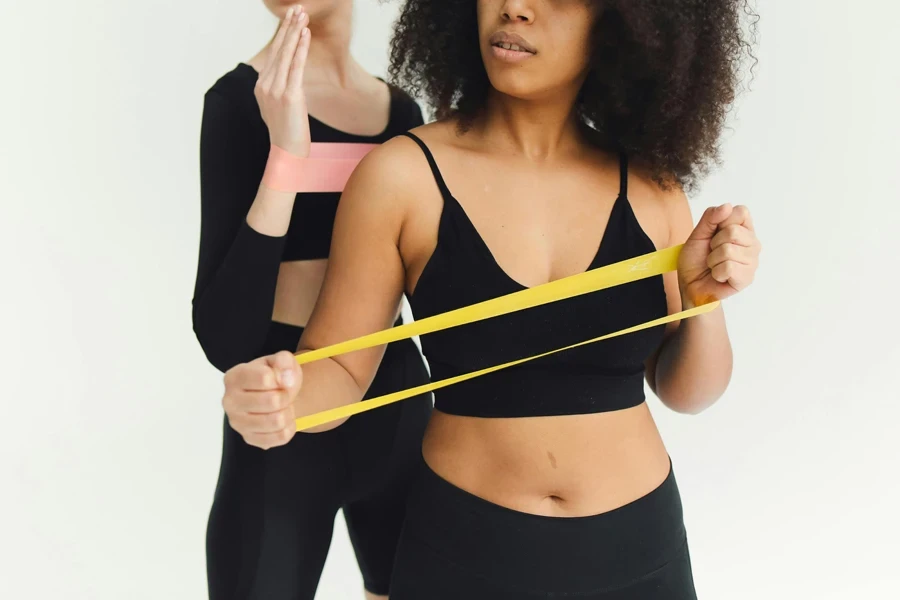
[661, 395, 720, 415]
[193, 322, 236, 373]
[650, 345, 734, 415]
[656, 369, 732, 415]
[192, 303, 253, 373]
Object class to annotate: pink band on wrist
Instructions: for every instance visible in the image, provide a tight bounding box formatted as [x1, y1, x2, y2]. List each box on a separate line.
[261, 143, 378, 193]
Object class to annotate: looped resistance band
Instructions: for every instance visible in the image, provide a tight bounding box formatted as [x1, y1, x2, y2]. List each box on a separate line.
[293, 244, 720, 431]
[262, 143, 378, 193]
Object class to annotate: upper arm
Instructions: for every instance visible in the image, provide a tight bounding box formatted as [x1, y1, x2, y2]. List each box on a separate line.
[297, 139, 417, 393]
[645, 182, 695, 393]
[195, 90, 268, 298]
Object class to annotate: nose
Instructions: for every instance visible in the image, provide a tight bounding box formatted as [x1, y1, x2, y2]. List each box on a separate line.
[500, 0, 534, 23]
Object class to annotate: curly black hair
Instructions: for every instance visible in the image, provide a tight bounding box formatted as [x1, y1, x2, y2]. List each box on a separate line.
[388, 0, 758, 189]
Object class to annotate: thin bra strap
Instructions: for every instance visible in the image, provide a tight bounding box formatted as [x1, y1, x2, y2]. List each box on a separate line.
[618, 151, 629, 198]
[399, 132, 453, 200]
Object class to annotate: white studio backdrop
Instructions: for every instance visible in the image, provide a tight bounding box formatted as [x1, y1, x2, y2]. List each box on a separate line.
[0, 1, 897, 598]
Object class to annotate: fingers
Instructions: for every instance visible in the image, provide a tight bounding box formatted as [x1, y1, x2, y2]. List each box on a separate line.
[272, 9, 309, 96]
[241, 428, 297, 451]
[223, 357, 280, 392]
[264, 6, 295, 74]
[224, 386, 293, 414]
[710, 223, 755, 249]
[710, 261, 754, 290]
[688, 204, 734, 241]
[257, 6, 305, 92]
[709, 208, 761, 271]
[285, 25, 311, 100]
[266, 350, 303, 390]
[710, 260, 734, 283]
[228, 404, 296, 435]
[221, 352, 303, 450]
[718, 204, 754, 232]
[706, 241, 751, 269]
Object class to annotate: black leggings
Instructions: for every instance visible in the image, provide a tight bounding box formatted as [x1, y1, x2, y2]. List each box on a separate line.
[390, 458, 697, 599]
[206, 327, 432, 599]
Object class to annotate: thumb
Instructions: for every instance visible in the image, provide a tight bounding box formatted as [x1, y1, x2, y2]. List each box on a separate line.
[689, 204, 733, 241]
[267, 351, 302, 389]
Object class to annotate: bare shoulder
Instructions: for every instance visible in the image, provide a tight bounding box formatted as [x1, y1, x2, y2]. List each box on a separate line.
[346, 120, 457, 201]
[341, 129, 432, 211]
[360, 122, 458, 286]
[337, 121, 454, 258]
[625, 159, 693, 248]
[348, 121, 454, 186]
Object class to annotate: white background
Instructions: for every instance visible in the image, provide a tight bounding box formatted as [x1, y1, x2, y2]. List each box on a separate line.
[1, 1, 898, 598]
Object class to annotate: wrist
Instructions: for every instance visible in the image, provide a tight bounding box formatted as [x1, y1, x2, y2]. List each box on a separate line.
[269, 142, 309, 160]
[261, 144, 308, 193]
[677, 279, 697, 310]
[261, 142, 377, 194]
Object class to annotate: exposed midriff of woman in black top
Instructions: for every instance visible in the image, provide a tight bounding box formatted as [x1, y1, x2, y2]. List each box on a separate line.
[192, 3, 431, 599]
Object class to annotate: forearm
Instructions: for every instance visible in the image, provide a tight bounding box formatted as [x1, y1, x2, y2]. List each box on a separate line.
[290, 354, 366, 432]
[654, 303, 733, 414]
[246, 175, 297, 236]
[192, 217, 287, 370]
[195, 92, 301, 369]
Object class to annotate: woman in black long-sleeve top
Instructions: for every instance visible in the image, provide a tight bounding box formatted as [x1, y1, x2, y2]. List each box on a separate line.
[192, 4, 431, 599]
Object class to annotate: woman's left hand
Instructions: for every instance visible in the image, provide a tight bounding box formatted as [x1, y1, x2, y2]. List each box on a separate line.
[677, 204, 761, 309]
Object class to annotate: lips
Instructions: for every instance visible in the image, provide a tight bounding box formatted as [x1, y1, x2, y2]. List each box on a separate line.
[488, 31, 537, 55]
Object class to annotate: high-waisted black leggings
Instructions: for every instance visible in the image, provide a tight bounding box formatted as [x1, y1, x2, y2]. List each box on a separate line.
[206, 323, 432, 599]
[390, 458, 697, 599]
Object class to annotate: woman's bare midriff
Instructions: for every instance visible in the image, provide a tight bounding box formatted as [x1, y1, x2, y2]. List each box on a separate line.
[421, 403, 672, 517]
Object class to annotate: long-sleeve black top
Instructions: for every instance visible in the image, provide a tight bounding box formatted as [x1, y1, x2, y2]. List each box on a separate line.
[193, 63, 425, 372]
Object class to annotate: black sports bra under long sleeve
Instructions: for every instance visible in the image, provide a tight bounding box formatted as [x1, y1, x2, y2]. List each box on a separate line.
[192, 63, 425, 372]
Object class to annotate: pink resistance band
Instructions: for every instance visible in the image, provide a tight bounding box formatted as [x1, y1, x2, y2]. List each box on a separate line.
[261, 143, 378, 193]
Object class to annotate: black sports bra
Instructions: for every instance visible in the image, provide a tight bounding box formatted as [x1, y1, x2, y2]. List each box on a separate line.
[402, 132, 669, 418]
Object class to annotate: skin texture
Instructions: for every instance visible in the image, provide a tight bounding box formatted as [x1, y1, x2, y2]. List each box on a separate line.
[221, 0, 760, 521]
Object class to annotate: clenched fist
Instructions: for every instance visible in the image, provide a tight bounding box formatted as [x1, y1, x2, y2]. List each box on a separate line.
[678, 204, 761, 308]
[222, 351, 304, 449]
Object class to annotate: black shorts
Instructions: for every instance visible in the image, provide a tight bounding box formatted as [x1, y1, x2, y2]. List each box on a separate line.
[390, 457, 697, 599]
[205, 325, 432, 599]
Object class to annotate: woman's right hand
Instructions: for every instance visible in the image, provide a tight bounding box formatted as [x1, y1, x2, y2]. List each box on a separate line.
[254, 5, 312, 157]
[222, 351, 304, 449]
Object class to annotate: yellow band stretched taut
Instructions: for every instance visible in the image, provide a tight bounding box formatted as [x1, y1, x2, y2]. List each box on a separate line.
[293, 244, 719, 431]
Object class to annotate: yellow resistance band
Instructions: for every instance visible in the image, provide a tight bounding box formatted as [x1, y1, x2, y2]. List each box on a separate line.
[293, 244, 719, 430]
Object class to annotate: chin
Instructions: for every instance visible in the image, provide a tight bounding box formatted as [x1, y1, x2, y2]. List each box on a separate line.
[485, 70, 550, 102]
[489, 78, 534, 100]
[481, 46, 549, 102]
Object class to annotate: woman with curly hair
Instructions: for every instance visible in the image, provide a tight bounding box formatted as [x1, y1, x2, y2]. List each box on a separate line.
[219, 0, 760, 597]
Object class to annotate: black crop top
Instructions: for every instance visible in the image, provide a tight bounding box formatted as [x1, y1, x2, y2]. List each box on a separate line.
[402, 133, 669, 418]
[192, 63, 424, 371]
